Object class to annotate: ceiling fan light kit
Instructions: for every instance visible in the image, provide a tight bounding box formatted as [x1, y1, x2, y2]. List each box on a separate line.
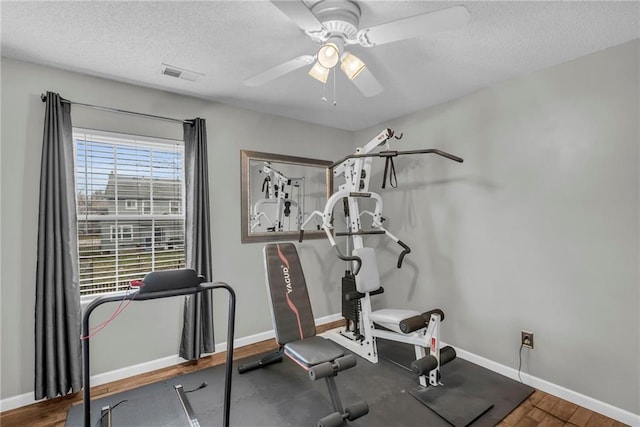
[245, 1, 471, 98]
[317, 37, 343, 68]
[309, 61, 331, 83]
[340, 52, 365, 80]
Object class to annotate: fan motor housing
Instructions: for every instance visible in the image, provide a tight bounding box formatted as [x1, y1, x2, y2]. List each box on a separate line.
[311, 0, 361, 40]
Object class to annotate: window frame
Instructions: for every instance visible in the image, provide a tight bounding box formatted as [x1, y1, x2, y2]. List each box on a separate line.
[73, 128, 186, 301]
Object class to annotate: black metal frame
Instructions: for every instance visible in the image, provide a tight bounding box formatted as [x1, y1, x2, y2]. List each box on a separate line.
[81, 282, 236, 427]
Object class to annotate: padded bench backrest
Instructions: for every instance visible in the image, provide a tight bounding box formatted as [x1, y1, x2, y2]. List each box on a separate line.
[264, 243, 316, 345]
[352, 247, 381, 293]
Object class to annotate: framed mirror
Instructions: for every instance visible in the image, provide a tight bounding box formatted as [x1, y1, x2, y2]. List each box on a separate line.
[241, 150, 332, 243]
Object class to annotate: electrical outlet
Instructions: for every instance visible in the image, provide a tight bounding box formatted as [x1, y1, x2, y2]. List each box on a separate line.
[521, 331, 534, 349]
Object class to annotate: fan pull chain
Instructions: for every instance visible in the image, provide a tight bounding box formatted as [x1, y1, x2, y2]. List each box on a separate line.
[321, 78, 327, 103]
[332, 67, 337, 106]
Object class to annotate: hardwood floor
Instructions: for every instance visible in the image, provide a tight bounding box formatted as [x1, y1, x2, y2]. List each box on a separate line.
[497, 389, 628, 427]
[0, 338, 277, 427]
[1, 322, 629, 427]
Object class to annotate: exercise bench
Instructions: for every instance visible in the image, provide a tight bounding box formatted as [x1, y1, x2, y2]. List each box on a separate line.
[238, 242, 368, 427]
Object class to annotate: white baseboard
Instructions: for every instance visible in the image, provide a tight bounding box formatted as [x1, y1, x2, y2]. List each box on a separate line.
[0, 313, 343, 413]
[0, 393, 36, 414]
[448, 343, 640, 427]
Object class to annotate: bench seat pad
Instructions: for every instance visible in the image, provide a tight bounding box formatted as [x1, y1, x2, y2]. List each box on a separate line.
[284, 336, 344, 368]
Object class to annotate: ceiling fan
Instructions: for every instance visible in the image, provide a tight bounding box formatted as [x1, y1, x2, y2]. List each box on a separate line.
[243, 0, 471, 97]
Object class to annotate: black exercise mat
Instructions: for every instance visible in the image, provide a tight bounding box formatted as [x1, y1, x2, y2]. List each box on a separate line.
[410, 386, 493, 427]
[67, 340, 533, 427]
[67, 379, 192, 427]
[377, 339, 534, 427]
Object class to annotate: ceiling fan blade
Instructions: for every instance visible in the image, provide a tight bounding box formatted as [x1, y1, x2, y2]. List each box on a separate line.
[244, 55, 315, 87]
[358, 5, 470, 47]
[351, 67, 383, 97]
[270, 0, 325, 33]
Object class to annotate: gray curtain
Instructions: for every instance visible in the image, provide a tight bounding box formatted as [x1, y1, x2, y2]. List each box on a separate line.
[179, 118, 215, 360]
[34, 92, 82, 400]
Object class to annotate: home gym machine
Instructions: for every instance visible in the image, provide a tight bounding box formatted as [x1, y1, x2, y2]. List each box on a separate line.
[299, 128, 463, 396]
[251, 162, 305, 232]
[81, 269, 236, 427]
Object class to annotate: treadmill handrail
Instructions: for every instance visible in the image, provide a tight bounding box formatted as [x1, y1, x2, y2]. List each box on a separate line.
[81, 281, 236, 427]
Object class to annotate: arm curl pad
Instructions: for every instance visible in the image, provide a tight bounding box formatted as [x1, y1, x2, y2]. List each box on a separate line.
[399, 309, 445, 333]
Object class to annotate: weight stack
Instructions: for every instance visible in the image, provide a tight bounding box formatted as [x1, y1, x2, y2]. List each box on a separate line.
[342, 273, 360, 323]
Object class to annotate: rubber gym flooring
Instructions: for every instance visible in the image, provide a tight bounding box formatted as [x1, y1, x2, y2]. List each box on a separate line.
[66, 340, 533, 426]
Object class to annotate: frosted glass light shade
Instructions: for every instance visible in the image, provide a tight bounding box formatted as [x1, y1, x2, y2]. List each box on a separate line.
[308, 61, 330, 83]
[340, 52, 366, 80]
[317, 36, 344, 70]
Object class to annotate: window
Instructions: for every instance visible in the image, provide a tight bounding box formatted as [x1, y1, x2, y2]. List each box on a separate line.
[154, 226, 165, 242]
[142, 200, 151, 215]
[74, 129, 185, 296]
[109, 225, 134, 242]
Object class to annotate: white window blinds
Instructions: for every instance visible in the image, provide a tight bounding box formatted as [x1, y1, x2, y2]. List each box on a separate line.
[73, 129, 185, 296]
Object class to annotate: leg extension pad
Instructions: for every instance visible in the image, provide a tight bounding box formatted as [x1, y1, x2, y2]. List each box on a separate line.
[317, 401, 369, 427]
[346, 401, 369, 421]
[309, 355, 357, 381]
[411, 346, 456, 376]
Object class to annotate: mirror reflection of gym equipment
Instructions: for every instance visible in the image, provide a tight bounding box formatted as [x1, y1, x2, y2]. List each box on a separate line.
[240, 150, 332, 243]
[250, 162, 305, 233]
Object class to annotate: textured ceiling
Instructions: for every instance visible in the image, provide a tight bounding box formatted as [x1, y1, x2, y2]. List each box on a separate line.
[1, 1, 639, 131]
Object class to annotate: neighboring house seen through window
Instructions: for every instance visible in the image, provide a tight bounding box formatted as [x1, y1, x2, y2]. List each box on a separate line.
[74, 128, 185, 296]
[109, 225, 134, 242]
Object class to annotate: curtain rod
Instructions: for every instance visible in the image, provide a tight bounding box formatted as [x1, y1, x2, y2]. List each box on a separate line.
[40, 93, 193, 124]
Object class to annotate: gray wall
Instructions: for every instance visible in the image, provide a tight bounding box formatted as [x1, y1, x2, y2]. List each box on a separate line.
[0, 58, 352, 399]
[354, 40, 639, 413]
[2, 39, 638, 416]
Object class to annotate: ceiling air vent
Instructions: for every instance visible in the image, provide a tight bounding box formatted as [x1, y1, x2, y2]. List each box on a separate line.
[160, 63, 204, 82]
